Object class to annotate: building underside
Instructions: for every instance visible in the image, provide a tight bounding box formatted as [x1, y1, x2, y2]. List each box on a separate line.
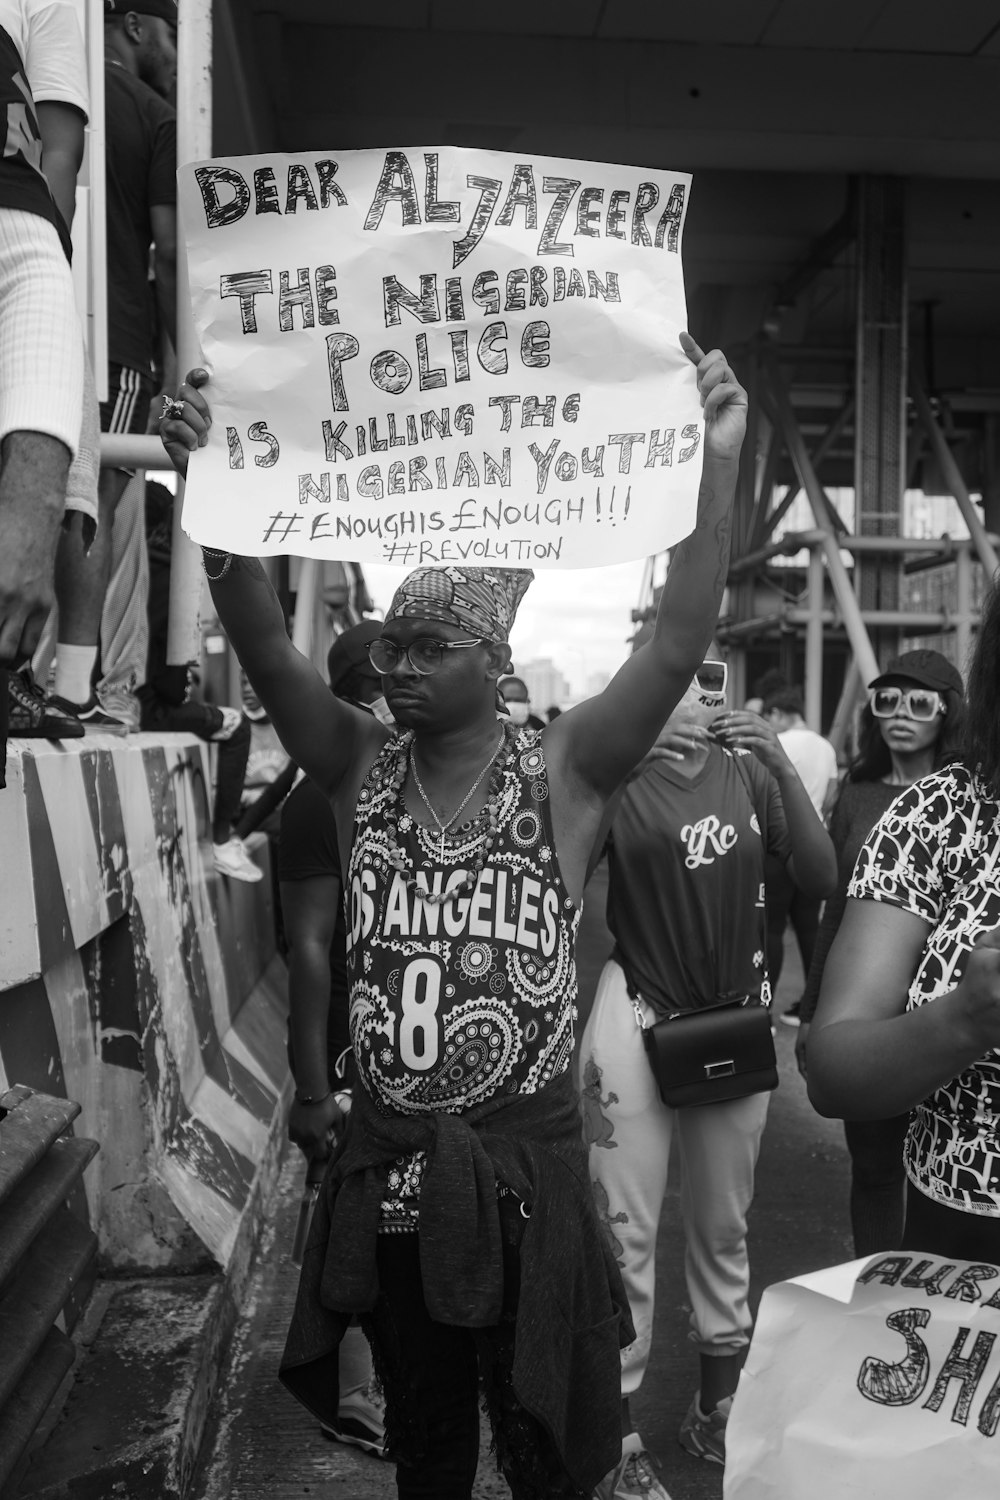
[212, 2, 1000, 733]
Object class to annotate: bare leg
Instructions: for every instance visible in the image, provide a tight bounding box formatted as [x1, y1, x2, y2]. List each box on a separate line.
[0, 431, 68, 664]
[54, 465, 128, 648]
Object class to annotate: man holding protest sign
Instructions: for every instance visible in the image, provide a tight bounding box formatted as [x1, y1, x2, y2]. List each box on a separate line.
[160, 331, 745, 1499]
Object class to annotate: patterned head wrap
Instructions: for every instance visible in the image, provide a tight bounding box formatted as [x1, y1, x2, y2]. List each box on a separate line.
[383, 566, 533, 642]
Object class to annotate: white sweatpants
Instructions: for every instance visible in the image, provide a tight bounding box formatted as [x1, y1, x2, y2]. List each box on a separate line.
[578, 959, 769, 1394]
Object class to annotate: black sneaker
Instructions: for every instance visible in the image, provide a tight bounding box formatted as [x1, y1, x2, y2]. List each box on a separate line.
[48, 692, 129, 734]
[779, 1001, 802, 1028]
[8, 669, 85, 739]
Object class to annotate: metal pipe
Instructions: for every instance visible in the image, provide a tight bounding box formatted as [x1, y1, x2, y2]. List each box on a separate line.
[909, 378, 1000, 581]
[167, 0, 213, 668]
[721, 607, 962, 640]
[290, 560, 320, 659]
[100, 433, 168, 469]
[955, 543, 972, 677]
[805, 548, 824, 730]
[729, 528, 986, 582]
[786, 608, 961, 629]
[828, 659, 863, 758]
[753, 354, 896, 675]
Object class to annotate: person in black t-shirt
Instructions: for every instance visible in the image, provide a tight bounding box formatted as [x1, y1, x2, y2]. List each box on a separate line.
[581, 653, 835, 1495]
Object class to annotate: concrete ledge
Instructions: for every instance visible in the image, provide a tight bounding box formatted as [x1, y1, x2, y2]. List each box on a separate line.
[17, 1275, 223, 1499]
[16, 1064, 290, 1499]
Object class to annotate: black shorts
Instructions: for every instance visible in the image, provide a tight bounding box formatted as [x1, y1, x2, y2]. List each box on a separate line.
[100, 362, 155, 473]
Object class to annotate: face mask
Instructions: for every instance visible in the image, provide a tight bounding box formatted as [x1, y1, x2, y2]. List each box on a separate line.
[369, 694, 395, 728]
[505, 701, 531, 726]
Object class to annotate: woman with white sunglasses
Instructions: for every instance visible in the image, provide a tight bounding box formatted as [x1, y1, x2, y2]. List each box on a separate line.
[808, 612, 1000, 1260]
[796, 651, 965, 1257]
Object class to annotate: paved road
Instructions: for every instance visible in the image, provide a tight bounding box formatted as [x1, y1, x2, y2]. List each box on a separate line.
[192, 878, 853, 1500]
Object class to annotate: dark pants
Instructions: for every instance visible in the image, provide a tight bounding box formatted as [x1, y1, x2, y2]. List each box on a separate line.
[902, 1181, 1000, 1262]
[844, 1114, 909, 1256]
[764, 855, 821, 990]
[362, 1198, 588, 1500]
[140, 698, 251, 833]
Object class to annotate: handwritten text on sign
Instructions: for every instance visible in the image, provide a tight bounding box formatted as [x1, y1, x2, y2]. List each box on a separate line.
[177, 147, 700, 568]
[724, 1253, 1000, 1500]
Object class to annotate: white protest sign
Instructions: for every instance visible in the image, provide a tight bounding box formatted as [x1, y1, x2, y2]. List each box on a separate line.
[725, 1252, 1000, 1500]
[177, 146, 701, 569]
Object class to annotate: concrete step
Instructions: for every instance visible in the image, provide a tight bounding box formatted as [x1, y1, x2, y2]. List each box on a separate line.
[16, 1275, 226, 1500]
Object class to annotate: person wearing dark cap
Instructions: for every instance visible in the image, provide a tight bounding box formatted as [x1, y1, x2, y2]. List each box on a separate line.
[160, 336, 748, 1500]
[325, 617, 394, 727]
[278, 618, 392, 1460]
[797, 649, 964, 1256]
[806, 628, 1000, 1261]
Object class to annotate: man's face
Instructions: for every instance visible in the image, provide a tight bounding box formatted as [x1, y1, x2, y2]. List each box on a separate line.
[377, 618, 497, 731]
[136, 16, 177, 99]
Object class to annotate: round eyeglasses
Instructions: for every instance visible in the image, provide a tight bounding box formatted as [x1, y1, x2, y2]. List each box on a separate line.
[367, 636, 484, 676]
[869, 686, 944, 722]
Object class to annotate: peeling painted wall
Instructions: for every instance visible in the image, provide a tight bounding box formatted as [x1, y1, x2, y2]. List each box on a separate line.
[0, 735, 289, 1272]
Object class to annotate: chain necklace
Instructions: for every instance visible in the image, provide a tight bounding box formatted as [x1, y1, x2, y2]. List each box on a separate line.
[381, 723, 517, 904]
[409, 727, 504, 860]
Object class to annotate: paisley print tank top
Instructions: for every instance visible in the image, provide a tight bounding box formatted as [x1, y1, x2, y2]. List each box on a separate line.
[345, 727, 580, 1124]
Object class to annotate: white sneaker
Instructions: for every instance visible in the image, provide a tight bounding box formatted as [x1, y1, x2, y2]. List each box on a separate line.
[213, 836, 263, 882]
[678, 1391, 733, 1466]
[321, 1382, 387, 1458]
[594, 1432, 673, 1499]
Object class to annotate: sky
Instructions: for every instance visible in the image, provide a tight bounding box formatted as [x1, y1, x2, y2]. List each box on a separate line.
[363, 559, 648, 699]
[147, 457, 651, 699]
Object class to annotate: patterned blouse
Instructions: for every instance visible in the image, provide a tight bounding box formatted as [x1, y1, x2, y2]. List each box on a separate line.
[345, 727, 580, 1229]
[849, 764, 1000, 1217]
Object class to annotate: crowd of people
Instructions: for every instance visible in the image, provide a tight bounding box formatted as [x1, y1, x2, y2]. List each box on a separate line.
[0, 1, 259, 879]
[3, 9, 1000, 1500]
[158, 332, 1000, 1499]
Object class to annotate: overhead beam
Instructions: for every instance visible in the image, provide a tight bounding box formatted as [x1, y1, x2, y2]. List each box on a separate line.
[277, 28, 1000, 179]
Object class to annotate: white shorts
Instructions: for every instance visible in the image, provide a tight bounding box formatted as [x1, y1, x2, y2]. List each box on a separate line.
[0, 207, 83, 460]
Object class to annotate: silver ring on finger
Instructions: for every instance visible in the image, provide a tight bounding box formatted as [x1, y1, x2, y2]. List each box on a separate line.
[160, 394, 186, 421]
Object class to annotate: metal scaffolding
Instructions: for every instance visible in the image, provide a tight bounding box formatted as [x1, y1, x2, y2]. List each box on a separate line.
[637, 173, 1000, 751]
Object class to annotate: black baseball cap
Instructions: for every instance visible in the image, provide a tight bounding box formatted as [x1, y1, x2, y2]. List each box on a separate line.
[869, 649, 964, 697]
[327, 620, 382, 695]
[105, 1, 178, 20]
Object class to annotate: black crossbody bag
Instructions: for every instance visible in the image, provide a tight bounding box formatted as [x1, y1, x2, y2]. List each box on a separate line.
[630, 987, 778, 1108]
[626, 750, 778, 1108]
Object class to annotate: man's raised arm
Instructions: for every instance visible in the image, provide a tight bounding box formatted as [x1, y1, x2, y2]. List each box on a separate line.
[159, 371, 370, 794]
[549, 335, 747, 798]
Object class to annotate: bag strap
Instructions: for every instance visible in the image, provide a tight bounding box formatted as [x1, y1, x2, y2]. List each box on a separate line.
[726, 748, 772, 1006]
[615, 956, 649, 1031]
